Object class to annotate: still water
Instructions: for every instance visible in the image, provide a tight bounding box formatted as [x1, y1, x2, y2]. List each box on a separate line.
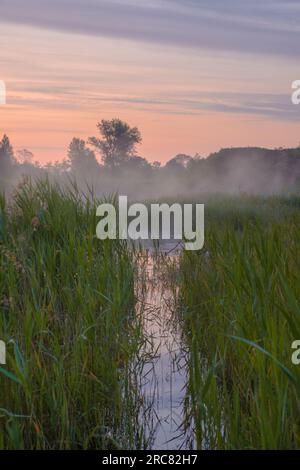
[135, 244, 195, 450]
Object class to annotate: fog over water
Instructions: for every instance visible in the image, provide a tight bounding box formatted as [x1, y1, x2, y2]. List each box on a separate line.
[1, 119, 300, 199]
[3, 147, 300, 200]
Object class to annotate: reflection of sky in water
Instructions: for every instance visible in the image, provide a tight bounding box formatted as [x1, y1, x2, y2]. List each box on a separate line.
[137, 253, 194, 450]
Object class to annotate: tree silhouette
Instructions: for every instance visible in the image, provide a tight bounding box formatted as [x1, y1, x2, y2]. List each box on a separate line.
[165, 154, 192, 169]
[89, 119, 142, 168]
[17, 148, 34, 165]
[68, 138, 98, 176]
[0, 134, 14, 178]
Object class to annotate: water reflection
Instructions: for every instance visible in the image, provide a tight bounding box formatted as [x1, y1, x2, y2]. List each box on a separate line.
[135, 248, 194, 450]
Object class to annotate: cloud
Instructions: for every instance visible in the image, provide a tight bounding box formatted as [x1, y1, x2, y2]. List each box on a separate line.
[1, 0, 300, 58]
[7, 80, 300, 121]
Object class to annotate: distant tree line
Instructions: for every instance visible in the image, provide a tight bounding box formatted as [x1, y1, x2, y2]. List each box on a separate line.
[1, 118, 300, 195]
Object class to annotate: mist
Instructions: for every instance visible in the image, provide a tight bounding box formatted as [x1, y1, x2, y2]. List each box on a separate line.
[1, 119, 300, 201]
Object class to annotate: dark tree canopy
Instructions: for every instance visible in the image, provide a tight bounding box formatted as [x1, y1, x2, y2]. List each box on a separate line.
[89, 119, 142, 168]
[165, 154, 193, 169]
[2, 121, 300, 195]
[0, 134, 14, 176]
[68, 137, 98, 175]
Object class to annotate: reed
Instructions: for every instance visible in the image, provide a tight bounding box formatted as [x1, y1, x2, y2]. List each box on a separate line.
[0, 179, 143, 449]
[179, 196, 300, 449]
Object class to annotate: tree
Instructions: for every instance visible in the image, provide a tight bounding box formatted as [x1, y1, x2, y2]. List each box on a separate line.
[0, 134, 14, 177]
[165, 154, 192, 170]
[16, 148, 34, 165]
[123, 155, 150, 170]
[89, 119, 142, 168]
[68, 138, 98, 176]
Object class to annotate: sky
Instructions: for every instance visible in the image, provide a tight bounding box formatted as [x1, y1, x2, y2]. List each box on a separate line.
[0, 0, 300, 164]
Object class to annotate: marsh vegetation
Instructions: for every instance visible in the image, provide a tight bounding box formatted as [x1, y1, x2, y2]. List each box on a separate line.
[0, 181, 300, 449]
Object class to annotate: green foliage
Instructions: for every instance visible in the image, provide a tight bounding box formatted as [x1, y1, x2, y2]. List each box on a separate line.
[0, 179, 142, 449]
[179, 196, 300, 449]
[89, 119, 142, 168]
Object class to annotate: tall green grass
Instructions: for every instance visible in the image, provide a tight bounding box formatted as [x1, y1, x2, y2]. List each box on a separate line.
[2, 183, 300, 450]
[180, 197, 300, 449]
[0, 179, 143, 449]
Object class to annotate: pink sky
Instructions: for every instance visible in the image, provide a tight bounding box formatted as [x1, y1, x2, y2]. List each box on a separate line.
[1, 17, 299, 165]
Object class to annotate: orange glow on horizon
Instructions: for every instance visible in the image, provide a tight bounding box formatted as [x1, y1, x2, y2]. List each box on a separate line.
[1, 23, 299, 165]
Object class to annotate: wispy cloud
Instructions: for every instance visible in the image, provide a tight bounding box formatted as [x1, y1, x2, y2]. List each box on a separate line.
[6, 81, 300, 122]
[1, 0, 300, 58]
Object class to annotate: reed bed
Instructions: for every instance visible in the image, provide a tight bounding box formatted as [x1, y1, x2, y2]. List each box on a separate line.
[179, 195, 300, 449]
[0, 180, 144, 449]
[2, 183, 300, 450]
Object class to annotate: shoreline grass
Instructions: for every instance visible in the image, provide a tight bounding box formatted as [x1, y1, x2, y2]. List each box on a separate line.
[0, 180, 143, 449]
[179, 198, 300, 449]
[1, 181, 300, 449]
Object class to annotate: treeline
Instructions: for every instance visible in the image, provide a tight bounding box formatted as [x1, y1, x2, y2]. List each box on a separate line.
[1, 118, 300, 197]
